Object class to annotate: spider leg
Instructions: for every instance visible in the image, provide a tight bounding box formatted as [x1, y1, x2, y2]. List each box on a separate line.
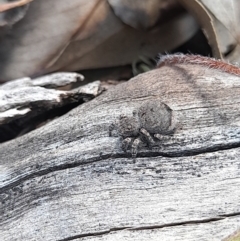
[154, 133, 173, 141]
[122, 137, 133, 152]
[139, 128, 155, 147]
[131, 137, 142, 158]
[109, 123, 118, 137]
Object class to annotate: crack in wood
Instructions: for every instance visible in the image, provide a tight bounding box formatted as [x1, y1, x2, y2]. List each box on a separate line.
[58, 214, 240, 241]
[58, 227, 131, 241]
[1, 140, 240, 194]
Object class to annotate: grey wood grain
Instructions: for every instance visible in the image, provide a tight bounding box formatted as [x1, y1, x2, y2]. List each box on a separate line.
[1, 64, 240, 240]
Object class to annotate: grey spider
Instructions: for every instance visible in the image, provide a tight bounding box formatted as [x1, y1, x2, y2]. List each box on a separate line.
[109, 100, 176, 157]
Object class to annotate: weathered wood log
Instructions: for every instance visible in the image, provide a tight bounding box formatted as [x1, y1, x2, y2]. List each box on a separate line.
[1, 59, 240, 240]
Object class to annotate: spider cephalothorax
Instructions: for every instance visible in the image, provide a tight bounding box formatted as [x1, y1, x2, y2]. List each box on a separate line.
[110, 100, 176, 157]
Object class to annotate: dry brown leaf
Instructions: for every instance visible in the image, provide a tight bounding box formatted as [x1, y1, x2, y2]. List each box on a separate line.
[179, 0, 240, 63]
[200, 1, 240, 39]
[0, 0, 198, 80]
[178, 0, 222, 58]
[199, 0, 240, 63]
[108, 0, 179, 29]
[0, 0, 32, 12]
[0, 0, 32, 29]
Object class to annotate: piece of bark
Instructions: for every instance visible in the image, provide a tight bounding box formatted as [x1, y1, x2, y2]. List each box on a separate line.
[1, 58, 240, 240]
[0, 72, 103, 142]
[0, 72, 87, 123]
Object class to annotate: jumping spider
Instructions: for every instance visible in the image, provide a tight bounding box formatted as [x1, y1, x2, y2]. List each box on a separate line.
[109, 100, 176, 157]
